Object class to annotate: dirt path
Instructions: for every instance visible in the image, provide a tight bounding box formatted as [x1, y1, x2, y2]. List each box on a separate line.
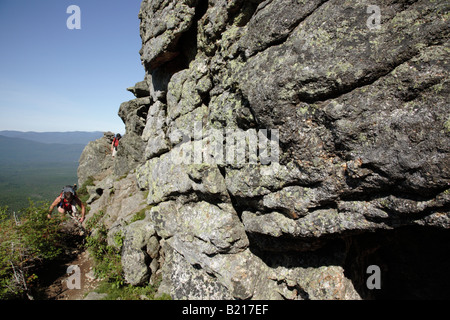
[41, 247, 101, 300]
[39, 245, 99, 300]
[36, 219, 103, 300]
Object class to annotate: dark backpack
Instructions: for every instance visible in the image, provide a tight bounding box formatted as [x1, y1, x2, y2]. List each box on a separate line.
[113, 134, 121, 147]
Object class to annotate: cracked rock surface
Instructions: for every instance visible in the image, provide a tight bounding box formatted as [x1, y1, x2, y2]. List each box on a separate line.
[79, 0, 450, 300]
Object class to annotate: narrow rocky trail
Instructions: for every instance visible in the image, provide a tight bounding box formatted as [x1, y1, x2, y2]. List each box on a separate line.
[35, 219, 103, 300]
[42, 248, 100, 300]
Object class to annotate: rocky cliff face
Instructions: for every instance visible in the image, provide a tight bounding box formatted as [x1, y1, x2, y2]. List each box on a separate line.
[79, 0, 450, 299]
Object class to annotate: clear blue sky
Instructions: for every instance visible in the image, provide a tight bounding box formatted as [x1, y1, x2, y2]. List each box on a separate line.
[0, 0, 145, 134]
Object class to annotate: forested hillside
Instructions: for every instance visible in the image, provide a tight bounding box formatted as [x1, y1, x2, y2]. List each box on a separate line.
[0, 135, 85, 165]
[0, 133, 100, 212]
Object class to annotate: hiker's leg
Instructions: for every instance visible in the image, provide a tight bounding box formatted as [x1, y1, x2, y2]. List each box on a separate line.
[57, 207, 66, 219]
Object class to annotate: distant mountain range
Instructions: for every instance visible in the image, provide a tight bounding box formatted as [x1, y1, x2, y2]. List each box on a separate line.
[0, 131, 104, 164]
[0, 130, 103, 145]
[0, 135, 84, 165]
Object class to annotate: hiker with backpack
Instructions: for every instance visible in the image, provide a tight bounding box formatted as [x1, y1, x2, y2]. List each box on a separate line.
[111, 133, 121, 158]
[48, 185, 86, 223]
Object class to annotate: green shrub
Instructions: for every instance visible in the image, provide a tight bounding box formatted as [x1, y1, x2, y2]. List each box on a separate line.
[95, 273, 171, 300]
[130, 208, 147, 223]
[85, 224, 123, 288]
[85, 210, 106, 231]
[0, 202, 63, 299]
[84, 214, 170, 300]
[76, 176, 95, 204]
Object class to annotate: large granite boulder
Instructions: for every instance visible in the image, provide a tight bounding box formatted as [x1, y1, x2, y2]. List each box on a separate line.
[78, 0, 450, 300]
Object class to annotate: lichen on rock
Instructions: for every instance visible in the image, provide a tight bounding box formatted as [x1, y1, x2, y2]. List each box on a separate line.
[78, 0, 450, 300]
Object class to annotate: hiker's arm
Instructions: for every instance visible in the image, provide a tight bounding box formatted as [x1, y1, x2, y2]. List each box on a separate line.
[80, 203, 86, 222]
[75, 198, 86, 222]
[48, 197, 61, 218]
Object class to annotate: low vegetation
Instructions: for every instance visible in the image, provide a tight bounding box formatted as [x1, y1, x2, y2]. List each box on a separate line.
[0, 175, 169, 300]
[84, 207, 170, 300]
[0, 202, 64, 299]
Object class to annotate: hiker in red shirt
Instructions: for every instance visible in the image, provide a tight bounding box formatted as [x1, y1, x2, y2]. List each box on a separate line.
[111, 133, 121, 158]
[48, 185, 85, 223]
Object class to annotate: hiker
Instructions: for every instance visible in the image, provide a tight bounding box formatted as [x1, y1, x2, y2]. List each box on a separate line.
[48, 185, 85, 223]
[111, 133, 121, 158]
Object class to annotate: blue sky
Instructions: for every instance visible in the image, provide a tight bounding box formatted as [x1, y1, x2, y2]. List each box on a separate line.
[0, 0, 145, 133]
